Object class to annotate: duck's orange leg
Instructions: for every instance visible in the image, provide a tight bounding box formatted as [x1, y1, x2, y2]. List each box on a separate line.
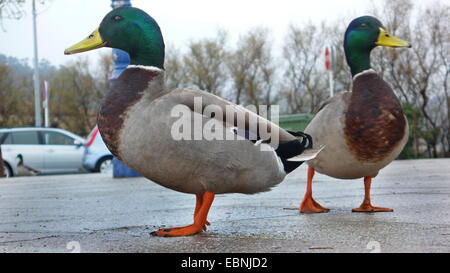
[195, 194, 210, 229]
[151, 191, 215, 237]
[352, 176, 393, 213]
[299, 167, 329, 213]
[162, 194, 210, 232]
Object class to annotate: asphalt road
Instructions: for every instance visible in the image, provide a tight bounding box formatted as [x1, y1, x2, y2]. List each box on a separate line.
[0, 159, 449, 253]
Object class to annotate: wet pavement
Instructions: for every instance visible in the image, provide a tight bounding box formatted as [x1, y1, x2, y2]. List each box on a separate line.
[0, 159, 449, 253]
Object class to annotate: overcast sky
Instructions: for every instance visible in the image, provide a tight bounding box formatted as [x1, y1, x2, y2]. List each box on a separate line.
[0, 0, 431, 67]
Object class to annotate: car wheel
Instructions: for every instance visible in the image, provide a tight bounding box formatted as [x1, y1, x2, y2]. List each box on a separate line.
[97, 158, 113, 174]
[3, 163, 13, 178]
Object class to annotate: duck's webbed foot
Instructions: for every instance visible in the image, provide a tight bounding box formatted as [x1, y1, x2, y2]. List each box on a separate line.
[352, 176, 393, 213]
[299, 167, 329, 214]
[352, 203, 393, 213]
[300, 196, 330, 213]
[151, 224, 205, 237]
[151, 191, 215, 237]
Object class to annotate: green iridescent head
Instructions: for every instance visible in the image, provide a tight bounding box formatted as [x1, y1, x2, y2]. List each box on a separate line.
[344, 16, 411, 76]
[65, 7, 165, 69]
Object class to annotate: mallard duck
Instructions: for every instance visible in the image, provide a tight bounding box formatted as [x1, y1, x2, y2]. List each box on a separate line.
[16, 154, 40, 176]
[299, 16, 411, 213]
[64, 7, 322, 237]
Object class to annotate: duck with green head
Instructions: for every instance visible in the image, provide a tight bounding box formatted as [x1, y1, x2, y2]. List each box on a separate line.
[16, 154, 40, 176]
[299, 16, 411, 213]
[65, 7, 321, 237]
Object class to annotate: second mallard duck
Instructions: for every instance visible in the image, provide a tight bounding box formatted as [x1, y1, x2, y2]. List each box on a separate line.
[299, 16, 412, 213]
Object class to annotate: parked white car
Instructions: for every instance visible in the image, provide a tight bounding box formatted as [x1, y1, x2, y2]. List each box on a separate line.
[0, 127, 86, 177]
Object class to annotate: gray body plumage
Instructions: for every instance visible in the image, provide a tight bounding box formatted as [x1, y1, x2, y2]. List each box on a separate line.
[99, 66, 296, 195]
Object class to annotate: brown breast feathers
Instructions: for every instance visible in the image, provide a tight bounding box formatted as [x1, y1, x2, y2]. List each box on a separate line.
[97, 67, 161, 159]
[344, 71, 406, 162]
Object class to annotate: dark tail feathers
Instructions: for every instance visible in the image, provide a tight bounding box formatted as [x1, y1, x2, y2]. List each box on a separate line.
[276, 131, 313, 174]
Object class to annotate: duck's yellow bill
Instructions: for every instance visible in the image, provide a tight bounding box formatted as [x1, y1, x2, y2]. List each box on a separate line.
[64, 28, 107, 55]
[376, 28, 412, 48]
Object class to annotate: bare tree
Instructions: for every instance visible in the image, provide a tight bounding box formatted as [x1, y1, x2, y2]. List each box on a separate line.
[0, 0, 26, 20]
[281, 22, 330, 114]
[183, 30, 229, 96]
[326, 19, 353, 96]
[227, 27, 277, 107]
[0, 63, 19, 126]
[49, 57, 100, 136]
[96, 51, 114, 99]
[164, 45, 186, 90]
[0, 0, 50, 26]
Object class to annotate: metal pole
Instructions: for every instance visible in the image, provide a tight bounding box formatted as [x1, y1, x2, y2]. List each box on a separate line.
[43, 81, 50, 127]
[329, 69, 334, 98]
[32, 0, 41, 127]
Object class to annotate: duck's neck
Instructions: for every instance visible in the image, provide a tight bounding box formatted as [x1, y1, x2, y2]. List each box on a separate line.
[124, 65, 165, 98]
[130, 47, 164, 68]
[128, 29, 165, 69]
[345, 46, 372, 78]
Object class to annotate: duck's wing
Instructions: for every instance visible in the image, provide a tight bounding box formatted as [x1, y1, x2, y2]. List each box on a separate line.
[315, 92, 352, 114]
[169, 88, 299, 144]
[17, 164, 40, 176]
[24, 164, 40, 175]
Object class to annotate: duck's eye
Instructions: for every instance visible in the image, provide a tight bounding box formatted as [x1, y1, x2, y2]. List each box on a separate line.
[360, 23, 368, 29]
[113, 15, 122, 22]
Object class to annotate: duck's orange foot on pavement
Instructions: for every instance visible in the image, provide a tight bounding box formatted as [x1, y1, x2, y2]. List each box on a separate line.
[352, 204, 393, 213]
[300, 196, 330, 214]
[151, 224, 204, 237]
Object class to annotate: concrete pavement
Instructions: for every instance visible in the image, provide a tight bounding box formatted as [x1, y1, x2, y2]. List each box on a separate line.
[0, 159, 449, 253]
